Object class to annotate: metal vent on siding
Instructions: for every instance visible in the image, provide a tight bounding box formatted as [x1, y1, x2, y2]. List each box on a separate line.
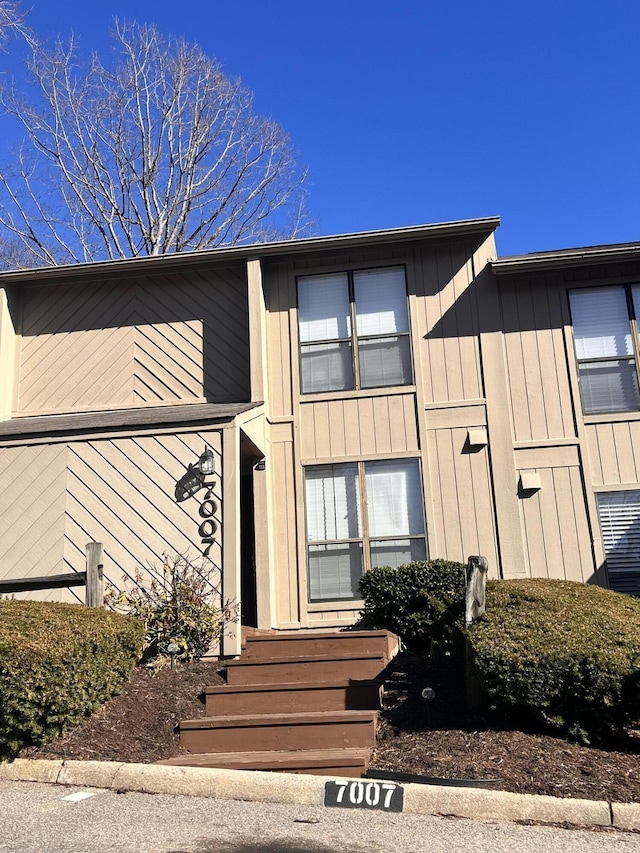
[597, 491, 640, 596]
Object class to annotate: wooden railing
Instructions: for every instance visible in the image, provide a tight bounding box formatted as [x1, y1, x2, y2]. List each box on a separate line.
[0, 542, 104, 607]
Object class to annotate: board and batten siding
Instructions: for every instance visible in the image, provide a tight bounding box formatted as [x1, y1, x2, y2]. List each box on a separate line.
[299, 393, 419, 461]
[515, 446, 595, 583]
[262, 235, 507, 628]
[501, 275, 576, 444]
[424, 407, 499, 572]
[0, 430, 223, 604]
[268, 424, 301, 628]
[410, 242, 483, 405]
[16, 268, 250, 415]
[585, 421, 640, 486]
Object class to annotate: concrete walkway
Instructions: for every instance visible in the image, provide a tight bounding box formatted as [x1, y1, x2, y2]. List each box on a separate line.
[0, 758, 638, 832]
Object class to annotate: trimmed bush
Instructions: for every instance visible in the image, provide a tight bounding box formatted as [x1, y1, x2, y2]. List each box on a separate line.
[0, 600, 144, 758]
[466, 579, 640, 742]
[357, 559, 467, 651]
[105, 552, 235, 662]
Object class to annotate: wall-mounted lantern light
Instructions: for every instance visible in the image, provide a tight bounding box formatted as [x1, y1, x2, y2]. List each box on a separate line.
[175, 447, 216, 503]
[198, 446, 215, 477]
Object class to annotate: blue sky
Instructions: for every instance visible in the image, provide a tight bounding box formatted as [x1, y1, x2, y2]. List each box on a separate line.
[1, 0, 638, 256]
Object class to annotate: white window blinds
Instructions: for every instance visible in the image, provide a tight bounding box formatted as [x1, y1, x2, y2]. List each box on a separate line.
[305, 464, 361, 542]
[304, 458, 426, 602]
[571, 287, 632, 359]
[297, 266, 412, 393]
[354, 268, 409, 336]
[298, 274, 350, 342]
[365, 459, 423, 538]
[597, 491, 640, 596]
[569, 287, 640, 414]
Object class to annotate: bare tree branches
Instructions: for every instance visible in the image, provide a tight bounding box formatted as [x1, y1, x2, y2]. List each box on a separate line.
[0, 20, 311, 266]
[0, 1, 25, 49]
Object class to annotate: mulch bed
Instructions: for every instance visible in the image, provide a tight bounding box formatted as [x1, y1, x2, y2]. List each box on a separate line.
[20, 661, 225, 765]
[20, 654, 640, 803]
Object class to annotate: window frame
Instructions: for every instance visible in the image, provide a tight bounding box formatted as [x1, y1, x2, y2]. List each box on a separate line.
[569, 283, 640, 415]
[303, 457, 427, 603]
[296, 264, 413, 395]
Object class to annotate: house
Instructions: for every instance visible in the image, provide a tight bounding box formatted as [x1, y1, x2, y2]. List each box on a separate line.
[0, 216, 638, 655]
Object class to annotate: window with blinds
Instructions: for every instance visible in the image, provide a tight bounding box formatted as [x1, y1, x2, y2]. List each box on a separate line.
[304, 458, 426, 602]
[297, 266, 412, 394]
[597, 491, 640, 596]
[569, 285, 640, 414]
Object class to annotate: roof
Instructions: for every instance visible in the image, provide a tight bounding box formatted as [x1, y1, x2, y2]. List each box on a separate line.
[0, 217, 500, 285]
[0, 402, 261, 440]
[492, 242, 640, 276]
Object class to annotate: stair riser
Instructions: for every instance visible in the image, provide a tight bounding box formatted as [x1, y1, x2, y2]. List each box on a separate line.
[244, 637, 395, 661]
[173, 760, 368, 777]
[205, 683, 381, 716]
[181, 719, 376, 753]
[226, 657, 386, 686]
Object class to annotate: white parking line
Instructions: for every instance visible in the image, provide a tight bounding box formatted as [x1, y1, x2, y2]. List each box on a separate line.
[62, 790, 98, 803]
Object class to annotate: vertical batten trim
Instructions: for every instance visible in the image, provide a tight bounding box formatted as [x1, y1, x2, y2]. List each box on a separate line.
[247, 258, 268, 407]
[476, 249, 528, 578]
[221, 424, 242, 656]
[0, 289, 17, 420]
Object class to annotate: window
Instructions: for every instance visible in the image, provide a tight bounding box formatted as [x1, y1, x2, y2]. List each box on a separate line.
[304, 458, 426, 602]
[297, 266, 412, 394]
[569, 285, 640, 414]
[597, 491, 640, 596]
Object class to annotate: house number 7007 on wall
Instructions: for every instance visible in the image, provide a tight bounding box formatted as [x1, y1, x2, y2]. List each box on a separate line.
[324, 780, 403, 812]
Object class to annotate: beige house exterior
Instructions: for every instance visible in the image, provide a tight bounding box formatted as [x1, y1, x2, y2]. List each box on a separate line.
[0, 217, 638, 654]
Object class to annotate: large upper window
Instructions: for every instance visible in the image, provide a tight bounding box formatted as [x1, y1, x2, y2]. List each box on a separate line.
[597, 491, 640, 596]
[304, 458, 426, 602]
[569, 285, 640, 414]
[297, 266, 412, 394]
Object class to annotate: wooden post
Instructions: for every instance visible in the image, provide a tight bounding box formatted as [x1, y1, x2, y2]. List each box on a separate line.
[465, 555, 488, 627]
[85, 542, 104, 608]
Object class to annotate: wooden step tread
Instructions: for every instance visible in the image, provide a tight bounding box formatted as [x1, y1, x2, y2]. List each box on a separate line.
[227, 651, 386, 667]
[181, 710, 377, 729]
[245, 630, 393, 641]
[158, 747, 371, 770]
[205, 678, 380, 695]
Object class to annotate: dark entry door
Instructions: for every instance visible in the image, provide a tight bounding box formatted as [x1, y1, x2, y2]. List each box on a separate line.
[240, 471, 258, 627]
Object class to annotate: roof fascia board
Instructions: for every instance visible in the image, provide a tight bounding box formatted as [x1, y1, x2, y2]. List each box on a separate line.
[492, 244, 640, 276]
[0, 217, 500, 286]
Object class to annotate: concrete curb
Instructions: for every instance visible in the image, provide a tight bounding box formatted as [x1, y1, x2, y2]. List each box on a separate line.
[0, 759, 628, 830]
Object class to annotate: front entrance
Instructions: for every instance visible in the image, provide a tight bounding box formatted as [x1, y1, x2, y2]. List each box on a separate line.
[240, 435, 260, 627]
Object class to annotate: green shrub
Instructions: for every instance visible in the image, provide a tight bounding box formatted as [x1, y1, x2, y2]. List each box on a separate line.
[105, 552, 235, 662]
[466, 579, 640, 742]
[357, 559, 467, 651]
[0, 600, 143, 758]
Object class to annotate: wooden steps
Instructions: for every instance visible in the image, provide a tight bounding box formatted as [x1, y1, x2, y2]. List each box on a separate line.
[180, 710, 377, 753]
[204, 679, 382, 716]
[166, 628, 399, 776]
[158, 748, 372, 776]
[225, 652, 390, 686]
[242, 629, 400, 662]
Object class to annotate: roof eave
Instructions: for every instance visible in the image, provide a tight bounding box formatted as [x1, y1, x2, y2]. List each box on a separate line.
[492, 243, 640, 276]
[0, 216, 500, 285]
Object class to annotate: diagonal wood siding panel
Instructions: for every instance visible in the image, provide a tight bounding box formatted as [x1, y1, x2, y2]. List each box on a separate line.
[17, 266, 250, 414]
[0, 444, 70, 601]
[0, 431, 223, 604]
[64, 431, 223, 595]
